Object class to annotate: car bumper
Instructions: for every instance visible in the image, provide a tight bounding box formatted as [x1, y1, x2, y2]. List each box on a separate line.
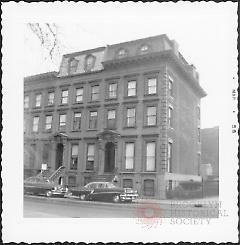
[120, 193, 138, 200]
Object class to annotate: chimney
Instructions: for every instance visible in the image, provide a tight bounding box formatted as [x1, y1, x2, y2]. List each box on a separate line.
[171, 39, 179, 58]
[191, 64, 199, 81]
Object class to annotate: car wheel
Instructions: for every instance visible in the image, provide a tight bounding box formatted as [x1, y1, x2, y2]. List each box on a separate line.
[46, 191, 52, 197]
[112, 194, 120, 203]
[79, 194, 86, 201]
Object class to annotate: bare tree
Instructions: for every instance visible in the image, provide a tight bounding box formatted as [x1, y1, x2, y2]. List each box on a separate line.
[27, 23, 64, 69]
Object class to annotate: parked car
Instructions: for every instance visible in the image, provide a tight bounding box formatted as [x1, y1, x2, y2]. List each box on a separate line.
[24, 177, 56, 197]
[24, 177, 69, 197]
[24, 166, 67, 197]
[69, 181, 138, 203]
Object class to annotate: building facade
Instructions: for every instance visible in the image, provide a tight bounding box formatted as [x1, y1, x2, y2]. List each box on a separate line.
[24, 34, 206, 199]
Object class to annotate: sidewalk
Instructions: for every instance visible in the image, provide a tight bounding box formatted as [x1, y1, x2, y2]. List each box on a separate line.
[133, 196, 219, 208]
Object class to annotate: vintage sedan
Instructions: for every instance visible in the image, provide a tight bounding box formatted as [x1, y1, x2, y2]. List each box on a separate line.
[24, 166, 68, 197]
[24, 177, 69, 197]
[69, 181, 138, 203]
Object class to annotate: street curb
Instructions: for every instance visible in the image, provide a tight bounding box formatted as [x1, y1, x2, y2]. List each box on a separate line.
[24, 195, 143, 209]
[24, 195, 218, 209]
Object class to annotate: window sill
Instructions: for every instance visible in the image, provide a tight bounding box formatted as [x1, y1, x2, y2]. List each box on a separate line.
[72, 130, 81, 132]
[123, 126, 136, 129]
[73, 102, 83, 105]
[143, 125, 158, 128]
[123, 96, 137, 99]
[143, 97, 159, 103]
[88, 100, 100, 103]
[120, 171, 136, 174]
[144, 93, 158, 97]
[141, 171, 157, 174]
[105, 97, 118, 101]
[87, 129, 97, 131]
[32, 106, 42, 110]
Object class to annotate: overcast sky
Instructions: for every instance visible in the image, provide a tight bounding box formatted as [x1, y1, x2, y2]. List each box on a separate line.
[20, 2, 238, 128]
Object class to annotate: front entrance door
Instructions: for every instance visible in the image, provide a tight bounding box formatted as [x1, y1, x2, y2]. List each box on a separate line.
[104, 142, 115, 172]
[55, 143, 64, 170]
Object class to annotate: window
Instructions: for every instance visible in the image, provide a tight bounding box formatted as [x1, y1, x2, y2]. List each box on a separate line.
[168, 106, 173, 128]
[168, 76, 173, 97]
[32, 116, 39, 132]
[167, 180, 173, 191]
[59, 114, 66, 131]
[35, 94, 42, 107]
[167, 141, 173, 173]
[61, 90, 68, 104]
[89, 111, 97, 129]
[48, 92, 54, 105]
[126, 108, 136, 127]
[146, 142, 156, 171]
[91, 85, 99, 101]
[127, 80, 136, 97]
[73, 112, 81, 131]
[117, 48, 127, 58]
[24, 95, 29, 109]
[45, 115, 52, 131]
[85, 55, 95, 71]
[147, 78, 157, 94]
[125, 143, 134, 170]
[86, 144, 95, 170]
[107, 110, 116, 129]
[123, 179, 133, 188]
[144, 179, 154, 196]
[69, 58, 78, 74]
[197, 128, 201, 142]
[108, 83, 117, 99]
[147, 106, 157, 126]
[76, 88, 83, 103]
[141, 44, 149, 53]
[68, 176, 77, 187]
[70, 144, 78, 170]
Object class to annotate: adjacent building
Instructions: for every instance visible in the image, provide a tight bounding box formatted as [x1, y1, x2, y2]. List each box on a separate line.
[201, 126, 219, 177]
[24, 34, 206, 199]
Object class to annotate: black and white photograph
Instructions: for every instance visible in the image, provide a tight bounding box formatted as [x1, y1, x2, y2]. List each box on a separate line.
[2, 2, 238, 243]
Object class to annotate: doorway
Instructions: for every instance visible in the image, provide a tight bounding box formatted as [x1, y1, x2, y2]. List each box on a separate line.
[104, 142, 115, 172]
[55, 143, 64, 170]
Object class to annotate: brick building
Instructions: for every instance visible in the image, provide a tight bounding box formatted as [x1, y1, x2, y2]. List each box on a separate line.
[24, 34, 206, 199]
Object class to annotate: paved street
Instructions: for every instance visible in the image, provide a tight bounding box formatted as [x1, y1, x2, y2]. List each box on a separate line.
[24, 195, 219, 218]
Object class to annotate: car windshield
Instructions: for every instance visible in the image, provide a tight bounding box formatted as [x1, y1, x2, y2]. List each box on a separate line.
[106, 183, 117, 188]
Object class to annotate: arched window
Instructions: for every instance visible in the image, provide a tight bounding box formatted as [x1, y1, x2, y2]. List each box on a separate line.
[68, 58, 78, 74]
[140, 44, 150, 54]
[116, 48, 127, 58]
[84, 54, 95, 72]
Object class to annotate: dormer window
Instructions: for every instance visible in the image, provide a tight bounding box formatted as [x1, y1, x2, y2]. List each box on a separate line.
[68, 58, 78, 75]
[140, 44, 149, 54]
[85, 54, 95, 72]
[117, 48, 127, 58]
